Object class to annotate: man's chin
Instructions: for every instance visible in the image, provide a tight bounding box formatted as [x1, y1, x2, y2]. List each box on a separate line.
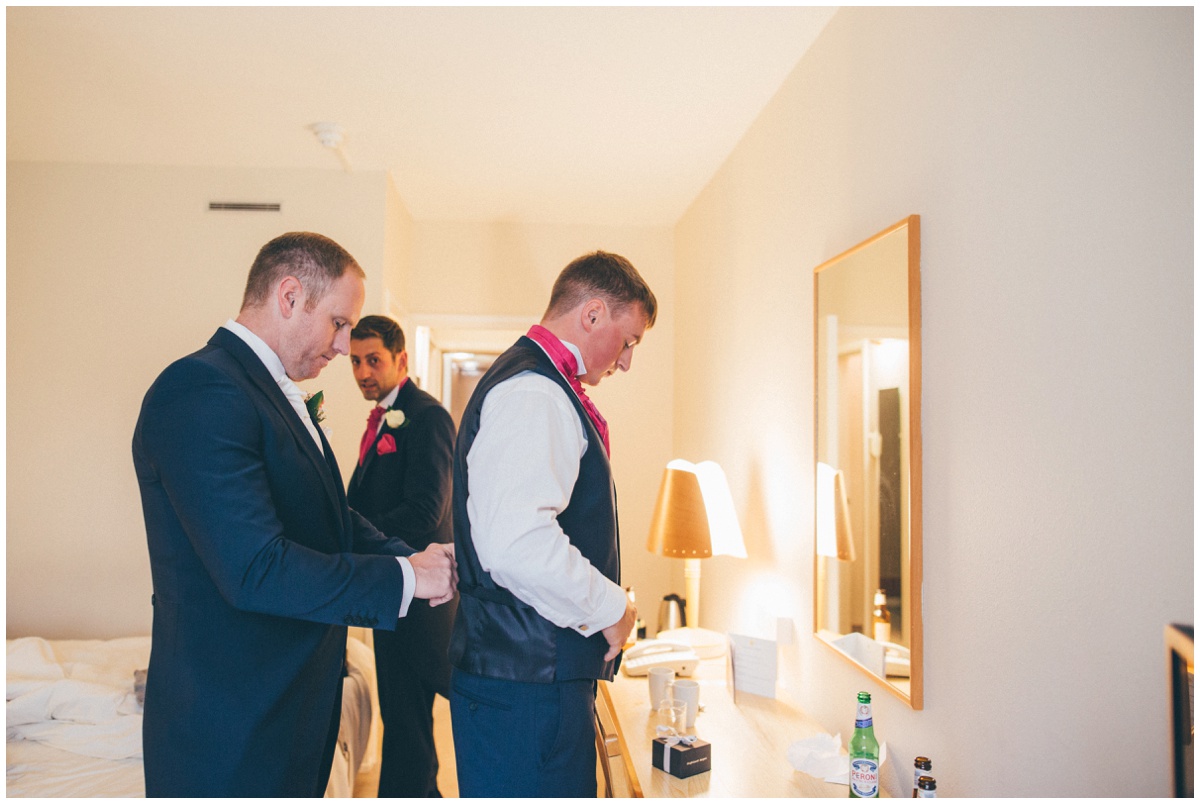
[294, 363, 327, 382]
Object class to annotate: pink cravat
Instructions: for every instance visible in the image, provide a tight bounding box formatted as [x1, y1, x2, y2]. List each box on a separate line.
[358, 405, 385, 466]
[527, 325, 611, 456]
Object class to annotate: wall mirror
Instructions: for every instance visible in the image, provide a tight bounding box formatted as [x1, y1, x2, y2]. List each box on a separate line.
[813, 215, 922, 709]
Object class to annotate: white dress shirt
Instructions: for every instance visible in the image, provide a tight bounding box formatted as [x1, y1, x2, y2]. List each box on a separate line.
[222, 320, 415, 618]
[367, 381, 402, 437]
[465, 338, 627, 637]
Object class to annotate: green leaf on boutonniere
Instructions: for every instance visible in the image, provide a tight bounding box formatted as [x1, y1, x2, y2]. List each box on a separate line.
[304, 391, 325, 424]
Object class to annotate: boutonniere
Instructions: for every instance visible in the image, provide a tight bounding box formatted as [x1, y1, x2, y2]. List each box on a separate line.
[384, 409, 407, 429]
[376, 434, 397, 455]
[304, 391, 325, 425]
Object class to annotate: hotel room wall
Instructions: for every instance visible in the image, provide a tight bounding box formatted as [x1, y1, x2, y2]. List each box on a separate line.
[6, 162, 396, 639]
[672, 7, 1191, 797]
[403, 220, 680, 613]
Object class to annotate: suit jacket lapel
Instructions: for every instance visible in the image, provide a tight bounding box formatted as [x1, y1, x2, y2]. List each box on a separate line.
[357, 380, 413, 479]
[209, 328, 346, 540]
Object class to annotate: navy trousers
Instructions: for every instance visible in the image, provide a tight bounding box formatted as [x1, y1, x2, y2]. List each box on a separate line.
[374, 628, 441, 797]
[449, 669, 597, 798]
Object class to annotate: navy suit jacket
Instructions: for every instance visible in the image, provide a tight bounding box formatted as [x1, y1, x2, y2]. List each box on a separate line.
[132, 327, 414, 797]
[347, 379, 456, 694]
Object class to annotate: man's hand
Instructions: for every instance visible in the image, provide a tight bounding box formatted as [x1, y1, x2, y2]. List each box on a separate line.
[409, 542, 457, 607]
[601, 597, 637, 662]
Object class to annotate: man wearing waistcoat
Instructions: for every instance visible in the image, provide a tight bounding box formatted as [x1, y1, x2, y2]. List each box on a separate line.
[347, 315, 456, 797]
[132, 232, 456, 796]
[448, 251, 657, 797]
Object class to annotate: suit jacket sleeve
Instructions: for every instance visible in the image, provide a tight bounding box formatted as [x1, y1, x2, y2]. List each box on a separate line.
[367, 403, 456, 545]
[136, 359, 407, 625]
[349, 507, 417, 556]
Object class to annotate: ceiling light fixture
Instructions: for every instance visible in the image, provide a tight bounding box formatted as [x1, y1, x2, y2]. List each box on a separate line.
[308, 122, 353, 173]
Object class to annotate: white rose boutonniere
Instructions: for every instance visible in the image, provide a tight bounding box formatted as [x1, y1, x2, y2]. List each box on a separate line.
[384, 409, 407, 429]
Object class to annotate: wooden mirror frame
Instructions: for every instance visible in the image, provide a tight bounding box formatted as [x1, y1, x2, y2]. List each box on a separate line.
[812, 215, 922, 709]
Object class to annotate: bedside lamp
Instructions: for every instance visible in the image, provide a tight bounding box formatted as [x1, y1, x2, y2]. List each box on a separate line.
[646, 459, 746, 659]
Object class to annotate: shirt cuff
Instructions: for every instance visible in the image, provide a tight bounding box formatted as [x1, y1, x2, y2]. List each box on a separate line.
[572, 580, 629, 637]
[396, 557, 416, 618]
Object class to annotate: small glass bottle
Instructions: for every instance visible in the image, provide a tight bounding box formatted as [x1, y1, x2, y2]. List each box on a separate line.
[848, 692, 880, 798]
[872, 588, 892, 643]
[916, 776, 937, 797]
[912, 757, 931, 797]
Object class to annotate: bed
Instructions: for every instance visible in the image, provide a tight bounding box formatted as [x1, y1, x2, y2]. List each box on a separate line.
[6, 633, 380, 797]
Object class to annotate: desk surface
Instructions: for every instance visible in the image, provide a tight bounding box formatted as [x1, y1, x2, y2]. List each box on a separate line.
[602, 655, 847, 797]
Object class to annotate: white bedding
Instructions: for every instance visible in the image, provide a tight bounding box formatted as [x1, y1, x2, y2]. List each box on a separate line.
[6, 635, 377, 798]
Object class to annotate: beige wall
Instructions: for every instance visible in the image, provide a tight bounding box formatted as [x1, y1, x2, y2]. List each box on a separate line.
[673, 7, 1192, 797]
[6, 162, 394, 638]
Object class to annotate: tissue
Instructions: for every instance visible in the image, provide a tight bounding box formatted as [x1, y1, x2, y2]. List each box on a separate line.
[787, 733, 888, 785]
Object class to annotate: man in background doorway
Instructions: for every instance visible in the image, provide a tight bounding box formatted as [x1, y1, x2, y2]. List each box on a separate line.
[448, 251, 656, 797]
[348, 315, 457, 797]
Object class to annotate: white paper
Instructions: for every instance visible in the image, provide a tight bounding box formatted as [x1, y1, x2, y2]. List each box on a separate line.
[728, 633, 777, 699]
[787, 733, 888, 786]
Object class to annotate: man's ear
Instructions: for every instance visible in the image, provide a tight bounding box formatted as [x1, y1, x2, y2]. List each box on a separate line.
[580, 299, 606, 333]
[277, 276, 303, 319]
[397, 350, 409, 374]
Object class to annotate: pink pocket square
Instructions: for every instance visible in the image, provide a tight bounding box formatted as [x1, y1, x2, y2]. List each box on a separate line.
[376, 434, 397, 455]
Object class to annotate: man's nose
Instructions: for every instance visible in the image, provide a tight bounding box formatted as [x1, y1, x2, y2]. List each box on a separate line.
[334, 329, 352, 356]
[617, 349, 632, 372]
[352, 362, 370, 379]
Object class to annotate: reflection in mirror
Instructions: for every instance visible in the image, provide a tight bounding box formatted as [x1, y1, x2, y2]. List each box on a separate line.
[813, 216, 922, 709]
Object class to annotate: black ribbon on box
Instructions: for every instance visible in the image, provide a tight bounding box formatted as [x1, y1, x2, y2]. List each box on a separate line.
[652, 729, 712, 779]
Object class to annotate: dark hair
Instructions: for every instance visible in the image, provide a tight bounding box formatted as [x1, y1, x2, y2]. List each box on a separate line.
[351, 314, 405, 354]
[545, 251, 657, 327]
[240, 232, 365, 312]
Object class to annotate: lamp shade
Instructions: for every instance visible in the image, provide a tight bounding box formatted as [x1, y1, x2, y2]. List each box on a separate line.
[816, 462, 855, 561]
[647, 459, 747, 559]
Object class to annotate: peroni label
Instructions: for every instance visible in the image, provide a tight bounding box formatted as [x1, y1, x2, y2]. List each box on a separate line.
[850, 758, 879, 797]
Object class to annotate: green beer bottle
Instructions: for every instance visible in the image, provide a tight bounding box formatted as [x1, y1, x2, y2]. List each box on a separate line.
[849, 691, 880, 797]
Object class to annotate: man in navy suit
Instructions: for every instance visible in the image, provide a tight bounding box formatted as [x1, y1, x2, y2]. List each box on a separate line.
[347, 315, 456, 797]
[132, 232, 456, 797]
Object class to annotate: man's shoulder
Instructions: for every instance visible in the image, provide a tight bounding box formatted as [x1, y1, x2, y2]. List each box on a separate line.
[143, 337, 262, 411]
[403, 386, 458, 434]
[482, 372, 573, 413]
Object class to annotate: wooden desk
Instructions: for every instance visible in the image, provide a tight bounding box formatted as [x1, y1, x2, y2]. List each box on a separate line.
[600, 657, 847, 797]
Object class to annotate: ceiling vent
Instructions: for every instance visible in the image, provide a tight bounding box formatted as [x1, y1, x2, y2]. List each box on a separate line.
[208, 202, 282, 212]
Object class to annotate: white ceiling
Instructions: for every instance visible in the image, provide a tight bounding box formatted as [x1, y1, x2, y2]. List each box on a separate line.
[7, 6, 835, 226]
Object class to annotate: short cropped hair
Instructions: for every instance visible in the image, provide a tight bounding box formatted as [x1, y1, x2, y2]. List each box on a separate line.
[240, 232, 365, 312]
[545, 251, 658, 327]
[351, 315, 406, 354]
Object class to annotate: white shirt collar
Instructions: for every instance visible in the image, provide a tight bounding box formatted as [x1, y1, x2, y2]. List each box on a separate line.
[379, 382, 401, 409]
[222, 319, 289, 383]
[529, 335, 587, 377]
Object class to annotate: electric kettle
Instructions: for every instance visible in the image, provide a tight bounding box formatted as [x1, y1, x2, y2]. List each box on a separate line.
[657, 594, 687, 633]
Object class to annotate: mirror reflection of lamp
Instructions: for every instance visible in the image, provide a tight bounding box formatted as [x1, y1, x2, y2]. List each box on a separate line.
[816, 462, 855, 635]
[646, 459, 746, 659]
